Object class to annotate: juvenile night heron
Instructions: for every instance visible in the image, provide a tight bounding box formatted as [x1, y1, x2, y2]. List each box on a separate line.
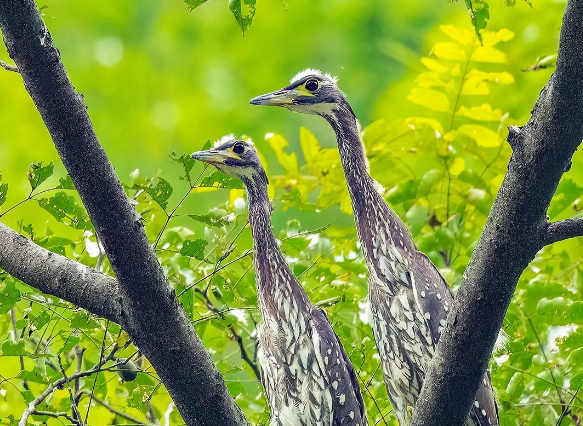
[250, 70, 500, 426]
[191, 136, 367, 426]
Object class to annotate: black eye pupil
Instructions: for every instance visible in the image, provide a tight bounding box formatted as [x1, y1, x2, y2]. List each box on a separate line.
[233, 143, 245, 154]
[305, 80, 319, 91]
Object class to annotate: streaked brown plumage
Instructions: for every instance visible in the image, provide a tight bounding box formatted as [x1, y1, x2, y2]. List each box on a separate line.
[250, 70, 499, 426]
[191, 136, 367, 426]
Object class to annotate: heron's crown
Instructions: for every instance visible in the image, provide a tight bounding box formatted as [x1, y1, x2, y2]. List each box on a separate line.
[290, 68, 338, 85]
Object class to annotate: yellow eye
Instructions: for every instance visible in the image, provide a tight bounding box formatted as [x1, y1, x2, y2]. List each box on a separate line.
[233, 142, 245, 155]
[305, 79, 319, 92]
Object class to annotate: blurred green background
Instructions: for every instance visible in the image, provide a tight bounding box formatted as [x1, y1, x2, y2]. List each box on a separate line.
[0, 0, 566, 232]
[2, 0, 583, 425]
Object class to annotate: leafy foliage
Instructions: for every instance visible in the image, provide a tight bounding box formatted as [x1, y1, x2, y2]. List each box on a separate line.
[1, 4, 582, 426]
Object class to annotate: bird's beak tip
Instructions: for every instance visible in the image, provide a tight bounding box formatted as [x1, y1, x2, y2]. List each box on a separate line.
[249, 95, 270, 106]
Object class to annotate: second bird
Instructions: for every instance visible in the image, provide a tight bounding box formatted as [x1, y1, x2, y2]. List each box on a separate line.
[250, 70, 499, 426]
[191, 136, 367, 426]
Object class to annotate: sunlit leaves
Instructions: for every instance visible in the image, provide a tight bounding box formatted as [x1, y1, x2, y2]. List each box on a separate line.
[27, 161, 54, 192]
[456, 104, 503, 121]
[408, 88, 451, 112]
[266, 133, 298, 174]
[457, 124, 500, 147]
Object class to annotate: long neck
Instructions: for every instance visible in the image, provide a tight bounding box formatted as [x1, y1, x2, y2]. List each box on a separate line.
[324, 99, 380, 218]
[323, 100, 416, 292]
[243, 177, 310, 317]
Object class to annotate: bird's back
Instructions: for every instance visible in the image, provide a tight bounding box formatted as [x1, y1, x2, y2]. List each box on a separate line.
[354, 177, 499, 425]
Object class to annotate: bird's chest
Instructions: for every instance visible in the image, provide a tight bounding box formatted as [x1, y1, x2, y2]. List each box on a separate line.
[257, 315, 331, 426]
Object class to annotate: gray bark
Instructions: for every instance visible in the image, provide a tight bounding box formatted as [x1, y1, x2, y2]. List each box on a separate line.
[0, 222, 123, 323]
[0, 1, 247, 425]
[412, 0, 583, 425]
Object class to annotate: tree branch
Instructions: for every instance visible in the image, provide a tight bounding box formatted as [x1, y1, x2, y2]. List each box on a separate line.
[412, 0, 583, 425]
[0, 223, 123, 323]
[0, 1, 246, 425]
[546, 217, 583, 245]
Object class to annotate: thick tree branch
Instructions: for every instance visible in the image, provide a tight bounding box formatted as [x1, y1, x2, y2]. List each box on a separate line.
[546, 217, 583, 245]
[0, 223, 122, 323]
[0, 1, 246, 425]
[412, 1, 583, 425]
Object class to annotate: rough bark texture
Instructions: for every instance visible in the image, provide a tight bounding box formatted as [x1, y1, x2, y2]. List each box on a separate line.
[0, 223, 123, 323]
[412, 1, 583, 425]
[0, 1, 247, 425]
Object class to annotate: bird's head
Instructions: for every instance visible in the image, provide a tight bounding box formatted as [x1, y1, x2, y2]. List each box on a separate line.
[249, 69, 344, 116]
[191, 135, 268, 187]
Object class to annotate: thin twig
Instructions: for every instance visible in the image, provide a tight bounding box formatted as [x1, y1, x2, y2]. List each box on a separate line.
[0, 58, 18, 72]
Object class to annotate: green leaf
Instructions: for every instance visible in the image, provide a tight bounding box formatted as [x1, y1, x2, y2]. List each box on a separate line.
[139, 177, 174, 210]
[227, 380, 245, 397]
[36, 236, 76, 256]
[464, 0, 490, 41]
[16, 368, 49, 384]
[187, 209, 234, 227]
[1, 339, 25, 356]
[170, 152, 196, 183]
[180, 238, 208, 260]
[229, 0, 256, 35]
[27, 161, 54, 191]
[199, 170, 244, 189]
[0, 173, 7, 207]
[386, 179, 418, 204]
[37, 191, 91, 230]
[0, 279, 21, 314]
[548, 179, 583, 218]
[406, 205, 430, 236]
[185, 0, 208, 11]
[70, 311, 100, 329]
[57, 175, 75, 190]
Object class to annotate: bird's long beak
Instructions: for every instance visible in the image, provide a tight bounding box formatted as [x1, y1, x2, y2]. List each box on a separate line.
[191, 149, 238, 164]
[249, 88, 298, 106]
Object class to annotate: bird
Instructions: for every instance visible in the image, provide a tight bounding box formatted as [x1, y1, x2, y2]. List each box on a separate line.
[250, 69, 500, 426]
[191, 136, 367, 426]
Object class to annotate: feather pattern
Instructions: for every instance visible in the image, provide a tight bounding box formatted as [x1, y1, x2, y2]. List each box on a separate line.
[246, 179, 367, 426]
[325, 99, 499, 426]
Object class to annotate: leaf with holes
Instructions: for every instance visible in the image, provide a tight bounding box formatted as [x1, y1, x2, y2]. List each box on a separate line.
[170, 152, 196, 183]
[37, 192, 91, 230]
[27, 161, 54, 191]
[180, 238, 208, 260]
[229, 0, 256, 35]
[57, 175, 75, 190]
[199, 171, 244, 189]
[187, 209, 234, 227]
[464, 0, 489, 41]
